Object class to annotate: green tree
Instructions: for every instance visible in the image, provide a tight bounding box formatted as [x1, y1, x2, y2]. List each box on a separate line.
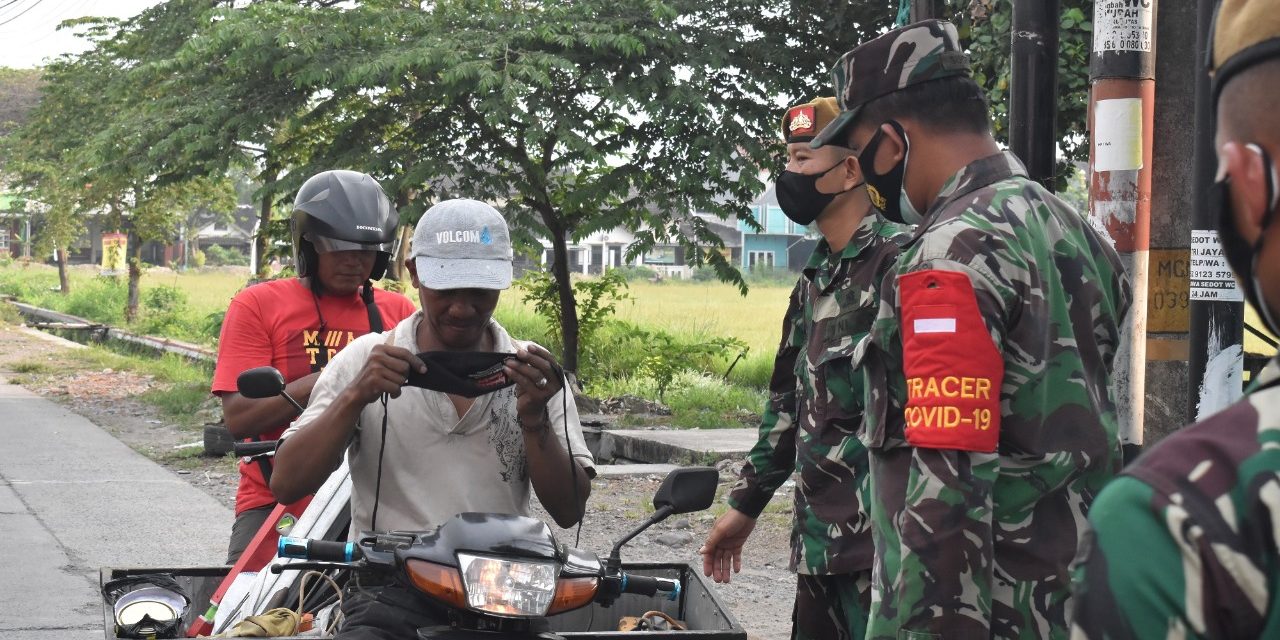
[118, 177, 236, 321]
[957, 0, 1093, 189]
[0, 67, 44, 141]
[2, 29, 125, 293]
[183, 0, 823, 372]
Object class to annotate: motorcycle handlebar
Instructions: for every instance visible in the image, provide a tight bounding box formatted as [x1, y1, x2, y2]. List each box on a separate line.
[233, 440, 278, 457]
[620, 574, 681, 601]
[277, 537, 359, 563]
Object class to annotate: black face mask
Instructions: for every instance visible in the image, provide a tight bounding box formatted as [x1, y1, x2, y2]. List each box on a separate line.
[775, 160, 861, 226]
[857, 120, 921, 225]
[405, 351, 516, 398]
[1214, 143, 1280, 335]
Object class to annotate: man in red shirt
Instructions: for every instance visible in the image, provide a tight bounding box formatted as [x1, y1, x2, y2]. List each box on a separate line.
[211, 170, 416, 563]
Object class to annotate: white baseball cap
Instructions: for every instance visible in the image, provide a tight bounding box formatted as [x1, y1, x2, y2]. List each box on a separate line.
[410, 199, 513, 290]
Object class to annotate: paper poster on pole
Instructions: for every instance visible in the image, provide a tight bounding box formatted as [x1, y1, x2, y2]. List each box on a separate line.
[1094, 98, 1143, 172]
[1190, 230, 1244, 302]
[101, 232, 128, 275]
[1094, 0, 1154, 53]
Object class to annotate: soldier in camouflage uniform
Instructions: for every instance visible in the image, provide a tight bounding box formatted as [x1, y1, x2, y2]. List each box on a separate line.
[808, 20, 1133, 638]
[1071, 2, 1280, 637]
[700, 97, 912, 640]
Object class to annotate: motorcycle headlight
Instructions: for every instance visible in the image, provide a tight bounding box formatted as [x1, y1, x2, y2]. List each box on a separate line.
[457, 552, 557, 617]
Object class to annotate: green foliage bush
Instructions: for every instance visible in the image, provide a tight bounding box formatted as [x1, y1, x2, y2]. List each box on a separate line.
[204, 244, 249, 267]
[136, 285, 197, 338]
[64, 277, 127, 325]
[690, 267, 718, 282]
[743, 266, 801, 288]
[203, 310, 226, 344]
[611, 265, 660, 282]
[514, 268, 630, 356]
[190, 248, 206, 269]
[591, 371, 765, 430]
[0, 301, 22, 326]
[638, 331, 749, 402]
[144, 285, 188, 313]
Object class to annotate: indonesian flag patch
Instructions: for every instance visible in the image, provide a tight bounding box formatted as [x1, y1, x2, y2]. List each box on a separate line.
[898, 269, 1003, 453]
[788, 106, 816, 136]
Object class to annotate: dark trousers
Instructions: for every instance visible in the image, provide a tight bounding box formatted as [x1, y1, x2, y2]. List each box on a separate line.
[226, 504, 274, 565]
[336, 579, 445, 640]
[792, 573, 872, 640]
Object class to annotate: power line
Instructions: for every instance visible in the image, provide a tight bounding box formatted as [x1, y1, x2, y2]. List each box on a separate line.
[0, 0, 27, 13]
[2, 0, 87, 49]
[0, 0, 46, 28]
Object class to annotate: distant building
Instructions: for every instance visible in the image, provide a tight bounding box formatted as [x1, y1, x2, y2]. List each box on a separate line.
[0, 193, 28, 259]
[736, 183, 818, 272]
[511, 179, 814, 279]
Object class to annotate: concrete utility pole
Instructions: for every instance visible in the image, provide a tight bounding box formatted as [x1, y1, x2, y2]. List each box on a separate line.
[1187, 0, 1245, 421]
[1009, 0, 1061, 188]
[1142, 0, 1198, 443]
[1089, 0, 1156, 460]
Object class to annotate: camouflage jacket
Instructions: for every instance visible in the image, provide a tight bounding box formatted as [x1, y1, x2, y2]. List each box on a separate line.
[1071, 357, 1280, 640]
[728, 214, 911, 576]
[858, 151, 1133, 638]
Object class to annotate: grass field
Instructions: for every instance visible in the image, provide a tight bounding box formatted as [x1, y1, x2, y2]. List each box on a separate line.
[607, 281, 792, 356]
[0, 264, 793, 354]
[0, 262, 793, 427]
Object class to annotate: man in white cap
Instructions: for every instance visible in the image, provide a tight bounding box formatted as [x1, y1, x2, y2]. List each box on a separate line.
[272, 199, 595, 638]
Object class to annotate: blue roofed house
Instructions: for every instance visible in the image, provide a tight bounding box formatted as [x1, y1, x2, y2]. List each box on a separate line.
[738, 183, 819, 272]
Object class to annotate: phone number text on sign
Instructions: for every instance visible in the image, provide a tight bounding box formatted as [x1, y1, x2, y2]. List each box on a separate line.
[1094, 0, 1154, 53]
[1190, 230, 1243, 302]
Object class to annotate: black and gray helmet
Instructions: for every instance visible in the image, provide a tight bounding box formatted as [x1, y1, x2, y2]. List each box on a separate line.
[291, 170, 398, 280]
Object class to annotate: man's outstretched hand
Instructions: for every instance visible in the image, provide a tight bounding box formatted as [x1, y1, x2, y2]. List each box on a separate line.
[699, 507, 757, 583]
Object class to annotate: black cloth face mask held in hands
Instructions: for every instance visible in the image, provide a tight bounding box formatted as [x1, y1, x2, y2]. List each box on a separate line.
[405, 351, 517, 398]
[1213, 143, 1280, 335]
[775, 159, 863, 226]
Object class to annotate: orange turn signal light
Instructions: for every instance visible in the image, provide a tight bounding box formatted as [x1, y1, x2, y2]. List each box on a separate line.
[547, 577, 599, 615]
[406, 559, 467, 609]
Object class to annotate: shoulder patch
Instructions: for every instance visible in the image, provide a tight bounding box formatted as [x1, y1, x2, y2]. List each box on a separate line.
[899, 269, 1002, 452]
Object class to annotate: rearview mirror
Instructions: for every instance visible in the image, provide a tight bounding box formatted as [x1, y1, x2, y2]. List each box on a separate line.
[237, 366, 286, 399]
[653, 467, 718, 515]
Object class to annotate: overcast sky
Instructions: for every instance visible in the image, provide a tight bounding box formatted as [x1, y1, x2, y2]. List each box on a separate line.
[0, 0, 163, 69]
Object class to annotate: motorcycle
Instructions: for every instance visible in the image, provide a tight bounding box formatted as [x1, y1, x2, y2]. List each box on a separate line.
[100, 366, 744, 639]
[274, 464, 724, 638]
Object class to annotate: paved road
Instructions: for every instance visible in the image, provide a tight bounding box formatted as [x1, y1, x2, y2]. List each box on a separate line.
[0, 382, 231, 639]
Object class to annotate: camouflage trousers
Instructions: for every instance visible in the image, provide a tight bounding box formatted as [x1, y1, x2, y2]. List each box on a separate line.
[792, 572, 872, 640]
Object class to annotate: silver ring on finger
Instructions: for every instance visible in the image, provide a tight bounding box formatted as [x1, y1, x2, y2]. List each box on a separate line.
[536, 377, 548, 389]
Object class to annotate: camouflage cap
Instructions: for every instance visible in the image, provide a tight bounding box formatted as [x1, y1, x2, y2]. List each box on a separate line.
[781, 97, 842, 145]
[1211, 0, 1280, 98]
[811, 19, 971, 149]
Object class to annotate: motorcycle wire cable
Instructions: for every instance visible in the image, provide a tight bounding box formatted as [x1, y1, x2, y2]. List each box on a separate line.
[370, 392, 391, 532]
[296, 570, 344, 634]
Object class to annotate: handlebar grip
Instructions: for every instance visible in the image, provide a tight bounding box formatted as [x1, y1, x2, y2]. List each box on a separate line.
[620, 574, 681, 601]
[233, 440, 278, 457]
[277, 537, 357, 562]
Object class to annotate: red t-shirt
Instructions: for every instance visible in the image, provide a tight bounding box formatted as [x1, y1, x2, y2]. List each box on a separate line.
[211, 278, 417, 514]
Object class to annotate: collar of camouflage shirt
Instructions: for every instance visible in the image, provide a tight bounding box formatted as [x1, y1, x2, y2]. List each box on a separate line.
[920, 150, 1029, 231]
[804, 214, 884, 288]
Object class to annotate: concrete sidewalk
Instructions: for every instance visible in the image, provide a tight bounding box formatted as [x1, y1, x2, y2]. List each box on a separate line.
[0, 382, 231, 639]
[596, 427, 758, 465]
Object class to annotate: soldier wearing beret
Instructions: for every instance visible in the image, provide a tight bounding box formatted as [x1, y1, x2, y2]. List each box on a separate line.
[1071, 1, 1280, 637]
[699, 97, 910, 640]
[809, 20, 1133, 638]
